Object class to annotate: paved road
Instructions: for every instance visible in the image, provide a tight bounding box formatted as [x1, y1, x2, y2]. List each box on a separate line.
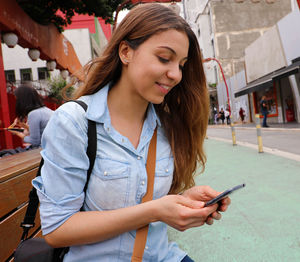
[168, 139, 300, 262]
[206, 125, 300, 156]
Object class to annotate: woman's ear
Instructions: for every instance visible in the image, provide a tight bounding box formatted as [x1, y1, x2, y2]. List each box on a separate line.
[119, 41, 133, 65]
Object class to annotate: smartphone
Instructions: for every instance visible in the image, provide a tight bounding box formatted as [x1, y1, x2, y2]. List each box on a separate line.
[1, 128, 24, 132]
[204, 183, 246, 207]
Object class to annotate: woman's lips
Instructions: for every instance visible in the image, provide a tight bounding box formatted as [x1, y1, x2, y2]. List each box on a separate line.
[157, 82, 171, 95]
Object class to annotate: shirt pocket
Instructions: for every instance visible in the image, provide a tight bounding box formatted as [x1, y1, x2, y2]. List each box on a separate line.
[87, 158, 130, 210]
[153, 157, 174, 199]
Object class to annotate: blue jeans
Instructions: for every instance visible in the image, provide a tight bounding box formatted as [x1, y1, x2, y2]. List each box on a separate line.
[181, 255, 194, 262]
[262, 111, 268, 127]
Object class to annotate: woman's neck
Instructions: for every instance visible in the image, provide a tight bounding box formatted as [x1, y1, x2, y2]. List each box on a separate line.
[107, 80, 149, 148]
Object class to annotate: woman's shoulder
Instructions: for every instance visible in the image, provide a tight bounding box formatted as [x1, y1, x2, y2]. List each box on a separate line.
[50, 98, 93, 131]
[28, 106, 52, 116]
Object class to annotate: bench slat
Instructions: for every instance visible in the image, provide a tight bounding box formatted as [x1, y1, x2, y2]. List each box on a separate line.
[0, 203, 41, 262]
[0, 149, 41, 182]
[0, 168, 38, 218]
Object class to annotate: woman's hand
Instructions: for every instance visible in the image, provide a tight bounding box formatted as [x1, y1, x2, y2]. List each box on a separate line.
[154, 194, 219, 231]
[8, 118, 29, 138]
[181, 185, 231, 225]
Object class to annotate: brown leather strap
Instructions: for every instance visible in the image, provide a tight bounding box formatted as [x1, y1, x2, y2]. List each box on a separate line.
[131, 128, 157, 262]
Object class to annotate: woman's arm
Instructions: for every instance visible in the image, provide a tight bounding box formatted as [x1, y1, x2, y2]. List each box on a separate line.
[45, 193, 219, 248]
[23, 110, 42, 145]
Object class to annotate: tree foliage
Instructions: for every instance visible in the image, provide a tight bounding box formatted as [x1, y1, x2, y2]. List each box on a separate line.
[16, 0, 131, 32]
[47, 76, 74, 103]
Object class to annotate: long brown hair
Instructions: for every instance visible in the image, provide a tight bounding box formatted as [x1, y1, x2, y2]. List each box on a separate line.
[73, 3, 209, 194]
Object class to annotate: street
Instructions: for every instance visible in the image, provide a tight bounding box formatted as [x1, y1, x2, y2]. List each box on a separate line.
[168, 138, 300, 262]
[206, 125, 300, 156]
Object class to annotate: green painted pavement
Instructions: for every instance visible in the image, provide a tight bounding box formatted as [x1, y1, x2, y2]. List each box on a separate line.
[168, 138, 300, 262]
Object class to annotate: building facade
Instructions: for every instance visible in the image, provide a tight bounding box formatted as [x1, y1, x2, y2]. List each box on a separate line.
[183, 0, 293, 123]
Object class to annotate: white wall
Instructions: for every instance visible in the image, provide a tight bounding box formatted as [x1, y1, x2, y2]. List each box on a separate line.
[2, 44, 49, 81]
[277, 8, 300, 64]
[217, 70, 250, 122]
[63, 28, 92, 66]
[245, 25, 287, 83]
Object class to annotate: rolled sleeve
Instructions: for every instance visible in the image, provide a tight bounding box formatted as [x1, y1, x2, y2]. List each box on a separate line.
[32, 103, 90, 235]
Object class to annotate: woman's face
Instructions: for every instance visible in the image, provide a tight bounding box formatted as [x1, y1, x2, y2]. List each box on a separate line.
[121, 29, 189, 104]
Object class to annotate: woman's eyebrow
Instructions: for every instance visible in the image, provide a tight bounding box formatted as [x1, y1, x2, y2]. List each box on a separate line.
[157, 46, 188, 61]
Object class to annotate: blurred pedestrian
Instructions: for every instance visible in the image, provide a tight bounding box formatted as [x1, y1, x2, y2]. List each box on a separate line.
[260, 96, 269, 127]
[32, 4, 230, 262]
[239, 107, 245, 123]
[8, 84, 53, 146]
[219, 108, 225, 124]
[225, 107, 230, 125]
[213, 106, 218, 124]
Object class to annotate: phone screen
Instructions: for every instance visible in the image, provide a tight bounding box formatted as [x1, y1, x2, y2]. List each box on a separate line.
[204, 183, 246, 207]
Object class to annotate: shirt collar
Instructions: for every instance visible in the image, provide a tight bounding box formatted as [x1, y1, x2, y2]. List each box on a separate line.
[85, 83, 161, 128]
[85, 84, 110, 124]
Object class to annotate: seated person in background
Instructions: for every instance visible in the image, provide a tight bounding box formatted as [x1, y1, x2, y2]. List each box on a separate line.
[9, 84, 53, 147]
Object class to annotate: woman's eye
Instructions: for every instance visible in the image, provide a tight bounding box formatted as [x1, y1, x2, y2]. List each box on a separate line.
[179, 64, 184, 71]
[158, 57, 169, 63]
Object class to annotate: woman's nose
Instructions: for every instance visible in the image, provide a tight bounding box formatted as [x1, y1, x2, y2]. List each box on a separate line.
[166, 64, 182, 84]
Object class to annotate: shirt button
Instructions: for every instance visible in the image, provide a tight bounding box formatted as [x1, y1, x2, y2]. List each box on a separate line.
[137, 156, 141, 160]
[165, 169, 169, 173]
[141, 181, 145, 185]
[145, 246, 148, 250]
[104, 171, 108, 176]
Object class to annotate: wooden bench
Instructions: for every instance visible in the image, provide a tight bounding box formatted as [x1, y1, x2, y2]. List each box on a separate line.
[0, 149, 42, 262]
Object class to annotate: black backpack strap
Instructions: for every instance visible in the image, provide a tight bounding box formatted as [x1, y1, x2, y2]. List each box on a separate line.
[72, 100, 97, 191]
[20, 100, 97, 240]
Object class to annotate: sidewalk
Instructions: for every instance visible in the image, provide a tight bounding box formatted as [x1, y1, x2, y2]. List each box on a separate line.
[168, 138, 300, 262]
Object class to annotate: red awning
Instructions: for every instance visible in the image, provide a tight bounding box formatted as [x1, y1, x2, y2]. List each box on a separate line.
[0, 0, 82, 78]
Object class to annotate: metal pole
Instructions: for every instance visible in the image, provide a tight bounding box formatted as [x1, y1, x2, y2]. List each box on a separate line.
[255, 114, 263, 153]
[230, 115, 237, 146]
[203, 58, 231, 113]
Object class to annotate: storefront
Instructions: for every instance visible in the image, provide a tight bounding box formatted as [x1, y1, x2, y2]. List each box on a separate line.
[235, 58, 300, 124]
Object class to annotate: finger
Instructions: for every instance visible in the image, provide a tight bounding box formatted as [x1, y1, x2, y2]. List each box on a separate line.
[211, 211, 222, 220]
[205, 216, 214, 225]
[179, 196, 205, 209]
[218, 197, 231, 212]
[202, 186, 223, 200]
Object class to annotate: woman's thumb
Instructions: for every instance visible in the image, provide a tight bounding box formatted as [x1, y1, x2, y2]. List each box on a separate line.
[180, 196, 205, 209]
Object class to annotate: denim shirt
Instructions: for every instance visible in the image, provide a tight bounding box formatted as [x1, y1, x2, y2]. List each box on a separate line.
[32, 85, 186, 262]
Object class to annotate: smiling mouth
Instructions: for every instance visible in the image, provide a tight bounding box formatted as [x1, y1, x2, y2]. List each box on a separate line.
[156, 82, 171, 94]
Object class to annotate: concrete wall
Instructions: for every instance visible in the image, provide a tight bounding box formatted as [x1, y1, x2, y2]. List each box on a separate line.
[210, 0, 291, 79]
[245, 25, 287, 82]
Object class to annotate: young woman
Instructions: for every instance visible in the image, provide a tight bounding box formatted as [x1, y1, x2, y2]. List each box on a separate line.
[33, 4, 230, 262]
[9, 84, 53, 147]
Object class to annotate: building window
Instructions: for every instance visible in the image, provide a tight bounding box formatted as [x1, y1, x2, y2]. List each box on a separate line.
[5, 70, 16, 82]
[20, 68, 32, 82]
[38, 67, 49, 80]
